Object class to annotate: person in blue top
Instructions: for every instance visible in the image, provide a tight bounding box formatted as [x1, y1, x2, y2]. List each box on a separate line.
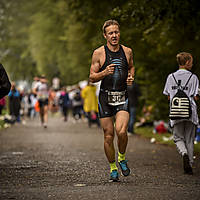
[163, 52, 199, 175]
[89, 19, 135, 181]
[8, 82, 21, 122]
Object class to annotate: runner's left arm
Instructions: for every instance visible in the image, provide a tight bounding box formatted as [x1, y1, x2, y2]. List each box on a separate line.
[126, 48, 135, 86]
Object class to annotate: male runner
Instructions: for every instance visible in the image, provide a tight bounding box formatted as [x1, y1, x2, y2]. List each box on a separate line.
[33, 75, 49, 128]
[89, 19, 135, 181]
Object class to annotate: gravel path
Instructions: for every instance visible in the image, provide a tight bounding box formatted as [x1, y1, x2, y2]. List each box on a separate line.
[0, 115, 200, 200]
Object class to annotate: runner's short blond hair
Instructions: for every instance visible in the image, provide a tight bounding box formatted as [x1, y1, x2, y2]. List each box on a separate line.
[176, 52, 192, 66]
[102, 19, 120, 34]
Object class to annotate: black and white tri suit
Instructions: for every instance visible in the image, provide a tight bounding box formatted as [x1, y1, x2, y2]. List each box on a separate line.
[98, 45, 129, 118]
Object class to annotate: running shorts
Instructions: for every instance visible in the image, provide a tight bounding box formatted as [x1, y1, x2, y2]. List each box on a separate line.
[98, 90, 129, 118]
[38, 98, 48, 108]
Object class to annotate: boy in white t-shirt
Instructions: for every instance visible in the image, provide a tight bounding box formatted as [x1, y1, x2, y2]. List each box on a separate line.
[163, 52, 199, 175]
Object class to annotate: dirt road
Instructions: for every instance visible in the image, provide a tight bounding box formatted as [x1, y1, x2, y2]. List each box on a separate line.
[0, 115, 200, 200]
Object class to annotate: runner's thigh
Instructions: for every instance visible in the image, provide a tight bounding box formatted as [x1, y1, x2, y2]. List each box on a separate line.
[100, 117, 114, 136]
[115, 111, 129, 133]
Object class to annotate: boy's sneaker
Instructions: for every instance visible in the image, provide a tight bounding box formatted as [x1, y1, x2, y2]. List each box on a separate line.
[109, 170, 119, 182]
[119, 160, 130, 176]
[183, 154, 193, 175]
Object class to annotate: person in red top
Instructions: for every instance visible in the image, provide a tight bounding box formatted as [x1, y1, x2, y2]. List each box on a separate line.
[0, 97, 6, 115]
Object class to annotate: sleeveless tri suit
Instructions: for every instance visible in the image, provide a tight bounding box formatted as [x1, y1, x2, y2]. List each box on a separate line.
[98, 45, 129, 118]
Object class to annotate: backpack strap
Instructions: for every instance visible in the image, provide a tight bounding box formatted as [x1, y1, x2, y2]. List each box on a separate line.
[184, 73, 193, 88]
[172, 74, 179, 86]
[172, 73, 193, 89]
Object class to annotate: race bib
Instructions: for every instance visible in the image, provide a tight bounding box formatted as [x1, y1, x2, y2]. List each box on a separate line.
[108, 91, 126, 106]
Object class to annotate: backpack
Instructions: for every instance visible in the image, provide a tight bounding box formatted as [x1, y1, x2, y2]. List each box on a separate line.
[169, 73, 193, 120]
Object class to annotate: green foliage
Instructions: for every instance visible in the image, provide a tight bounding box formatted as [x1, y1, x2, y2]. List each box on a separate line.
[0, 0, 37, 80]
[110, 0, 200, 120]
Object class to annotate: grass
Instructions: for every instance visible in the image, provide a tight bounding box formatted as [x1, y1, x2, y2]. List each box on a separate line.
[135, 126, 200, 153]
[0, 119, 5, 128]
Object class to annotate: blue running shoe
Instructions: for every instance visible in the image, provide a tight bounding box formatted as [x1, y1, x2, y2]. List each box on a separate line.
[119, 160, 130, 176]
[109, 170, 119, 182]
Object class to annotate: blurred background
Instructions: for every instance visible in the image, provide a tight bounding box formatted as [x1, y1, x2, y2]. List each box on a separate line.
[0, 0, 200, 121]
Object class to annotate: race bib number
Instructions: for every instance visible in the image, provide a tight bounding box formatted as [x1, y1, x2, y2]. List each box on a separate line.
[108, 91, 126, 106]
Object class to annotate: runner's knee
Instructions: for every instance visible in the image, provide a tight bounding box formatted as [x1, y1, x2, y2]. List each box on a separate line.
[102, 124, 113, 134]
[104, 134, 114, 145]
[116, 128, 126, 138]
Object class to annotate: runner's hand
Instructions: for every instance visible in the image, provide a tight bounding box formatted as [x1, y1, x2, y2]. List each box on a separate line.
[105, 64, 115, 75]
[126, 73, 134, 85]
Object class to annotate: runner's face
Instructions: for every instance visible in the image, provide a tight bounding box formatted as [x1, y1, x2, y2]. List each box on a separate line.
[40, 78, 46, 83]
[104, 25, 120, 46]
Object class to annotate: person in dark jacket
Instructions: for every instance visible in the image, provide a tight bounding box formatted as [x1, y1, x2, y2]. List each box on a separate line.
[8, 82, 21, 122]
[59, 87, 70, 122]
[0, 63, 11, 99]
[127, 82, 141, 134]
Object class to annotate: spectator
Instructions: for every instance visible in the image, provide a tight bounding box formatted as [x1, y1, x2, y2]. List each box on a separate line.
[136, 105, 154, 127]
[0, 97, 6, 115]
[8, 82, 21, 122]
[28, 90, 37, 119]
[81, 81, 100, 127]
[127, 81, 141, 134]
[71, 86, 83, 120]
[0, 63, 11, 99]
[59, 87, 70, 122]
[163, 52, 199, 175]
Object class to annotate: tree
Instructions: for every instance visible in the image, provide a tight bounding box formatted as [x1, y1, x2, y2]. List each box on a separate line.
[1, 0, 199, 119]
[110, 0, 200, 119]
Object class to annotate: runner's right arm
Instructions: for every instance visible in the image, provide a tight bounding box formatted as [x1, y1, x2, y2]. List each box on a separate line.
[89, 49, 115, 83]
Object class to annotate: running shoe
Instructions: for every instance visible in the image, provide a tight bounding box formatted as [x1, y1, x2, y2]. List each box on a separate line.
[118, 160, 130, 176]
[183, 154, 193, 175]
[43, 123, 47, 128]
[109, 170, 119, 182]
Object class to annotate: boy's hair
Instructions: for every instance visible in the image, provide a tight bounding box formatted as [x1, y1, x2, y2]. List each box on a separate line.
[102, 19, 120, 34]
[176, 52, 192, 66]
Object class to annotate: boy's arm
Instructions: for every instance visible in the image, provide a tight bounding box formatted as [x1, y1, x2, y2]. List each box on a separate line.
[163, 75, 171, 100]
[193, 75, 199, 101]
[194, 96, 199, 101]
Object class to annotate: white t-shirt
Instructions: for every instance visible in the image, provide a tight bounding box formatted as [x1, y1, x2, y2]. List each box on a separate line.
[36, 82, 49, 100]
[32, 81, 42, 90]
[163, 69, 199, 126]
